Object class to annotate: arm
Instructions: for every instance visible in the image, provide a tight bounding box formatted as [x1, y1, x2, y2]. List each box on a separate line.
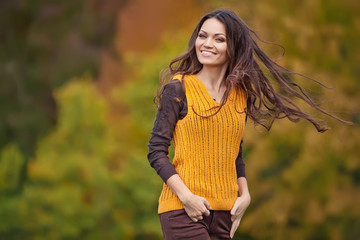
[147, 80, 184, 182]
[230, 140, 251, 238]
[236, 139, 246, 178]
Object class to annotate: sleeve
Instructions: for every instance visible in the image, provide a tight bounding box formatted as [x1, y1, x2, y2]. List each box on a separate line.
[147, 80, 185, 183]
[236, 139, 246, 179]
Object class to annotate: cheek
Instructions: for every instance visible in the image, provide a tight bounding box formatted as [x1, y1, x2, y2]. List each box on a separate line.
[195, 39, 201, 50]
[219, 45, 228, 57]
[220, 45, 229, 63]
[194, 42, 200, 56]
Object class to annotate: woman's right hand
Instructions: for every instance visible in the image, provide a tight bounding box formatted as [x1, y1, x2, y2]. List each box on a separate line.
[165, 175, 212, 222]
[180, 193, 212, 222]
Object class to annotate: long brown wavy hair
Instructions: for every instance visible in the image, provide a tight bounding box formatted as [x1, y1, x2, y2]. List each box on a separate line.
[155, 9, 351, 132]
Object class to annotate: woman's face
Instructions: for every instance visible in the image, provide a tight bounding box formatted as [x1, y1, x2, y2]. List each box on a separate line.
[195, 18, 228, 68]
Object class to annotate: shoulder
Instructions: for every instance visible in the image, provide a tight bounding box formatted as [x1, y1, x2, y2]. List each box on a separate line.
[171, 74, 184, 82]
[170, 73, 193, 83]
[233, 86, 247, 109]
[163, 74, 186, 97]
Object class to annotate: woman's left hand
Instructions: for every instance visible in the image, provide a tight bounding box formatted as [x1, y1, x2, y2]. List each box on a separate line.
[230, 194, 251, 238]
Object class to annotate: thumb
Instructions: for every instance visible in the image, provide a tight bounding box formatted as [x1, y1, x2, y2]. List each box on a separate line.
[230, 200, 238, 216]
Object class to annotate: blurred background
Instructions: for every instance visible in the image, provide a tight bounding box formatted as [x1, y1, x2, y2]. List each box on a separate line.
[0, 0, 359, 239]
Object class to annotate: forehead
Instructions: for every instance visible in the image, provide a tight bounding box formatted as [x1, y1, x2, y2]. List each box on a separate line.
[200, 18, 226, 35]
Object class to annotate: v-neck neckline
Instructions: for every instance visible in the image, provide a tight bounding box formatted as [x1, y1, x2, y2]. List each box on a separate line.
[192, 74, 232, 105]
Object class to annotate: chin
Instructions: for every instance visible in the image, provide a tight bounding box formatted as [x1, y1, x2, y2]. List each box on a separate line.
[198, 58, 218, 65]
[199, 60, 226, 67]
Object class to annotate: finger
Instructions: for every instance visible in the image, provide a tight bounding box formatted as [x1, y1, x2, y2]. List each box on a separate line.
[230, 222, 235, 238]
[203, 209, 210, 216]
[231, 214, 242, 222]
[192, 217, 198, 222]
[230, 204, 238, 216]
[203, 199, 212, 210]
[230, 219, 240, 238]
[231, 209, 245, 220]
[230, 200, 240, 216]
[198, 216, 203, 220]
[231, 206, 245, 219]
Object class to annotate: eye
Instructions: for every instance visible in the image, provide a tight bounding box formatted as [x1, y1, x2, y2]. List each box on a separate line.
[198, 33, 206, 39]
[216, 38, 226, 42]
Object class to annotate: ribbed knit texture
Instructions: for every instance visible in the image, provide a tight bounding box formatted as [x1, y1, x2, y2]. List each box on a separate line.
[158, 74, 247, 214]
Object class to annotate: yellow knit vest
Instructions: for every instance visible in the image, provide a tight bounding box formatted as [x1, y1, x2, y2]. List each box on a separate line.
[158, 74, 247, 214]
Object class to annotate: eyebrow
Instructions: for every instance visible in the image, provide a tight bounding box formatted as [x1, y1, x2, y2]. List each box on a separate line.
[199, 30, 226, 37]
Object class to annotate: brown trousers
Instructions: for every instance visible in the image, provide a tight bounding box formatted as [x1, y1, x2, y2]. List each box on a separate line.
[159, 209, 232, 240]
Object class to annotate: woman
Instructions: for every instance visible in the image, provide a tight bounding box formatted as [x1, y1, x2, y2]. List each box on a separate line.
[147, 9, 347, 239]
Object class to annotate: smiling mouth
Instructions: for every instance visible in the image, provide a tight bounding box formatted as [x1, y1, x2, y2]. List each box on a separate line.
[201, 50, 216, 55]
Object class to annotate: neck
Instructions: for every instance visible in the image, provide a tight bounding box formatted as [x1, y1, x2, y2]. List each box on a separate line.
[196, 65, 228, 92]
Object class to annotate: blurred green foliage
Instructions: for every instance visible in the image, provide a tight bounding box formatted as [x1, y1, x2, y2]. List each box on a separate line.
[0, 77, 162, 239]
[0, 144, 24, 192]
[0, 0, 359, 239]
[0, 0, 125, 157]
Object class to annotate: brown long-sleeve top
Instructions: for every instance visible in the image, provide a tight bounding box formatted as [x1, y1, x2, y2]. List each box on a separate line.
[147, 79, 246, 183]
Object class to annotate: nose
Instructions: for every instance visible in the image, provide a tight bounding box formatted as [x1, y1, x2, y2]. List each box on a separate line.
[204, 37, 213, 48]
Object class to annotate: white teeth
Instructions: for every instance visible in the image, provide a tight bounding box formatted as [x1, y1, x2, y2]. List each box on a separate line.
[201, 51, 215, 55]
